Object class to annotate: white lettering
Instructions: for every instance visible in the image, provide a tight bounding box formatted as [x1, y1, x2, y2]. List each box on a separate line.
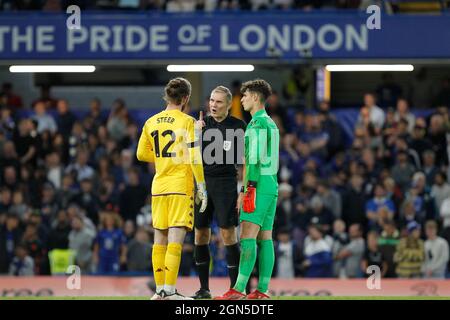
[90, 26, 111, 52]
[346, 24, 368, 51]
[67, 27, 88, 52]
[317, 24, 343, 52]
[220, 26, 239, 52]
[293, 25, 315, 51]
[12, 26, 33, 52]
[150, 25, 169, 52]
[178, 25, 196, 44]
[0, 27, 11, 52]
[240, 25, 265, 52]
[268, 25, 290, 51]
[126, 26, 147, 52]
[36, 26, 55, 52]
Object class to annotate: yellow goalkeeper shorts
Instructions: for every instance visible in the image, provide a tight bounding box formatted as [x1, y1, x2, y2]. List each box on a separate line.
[152, 193, 194, 231]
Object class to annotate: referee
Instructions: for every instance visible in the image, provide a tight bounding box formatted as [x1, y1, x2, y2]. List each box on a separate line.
[192, 86, 246, 299]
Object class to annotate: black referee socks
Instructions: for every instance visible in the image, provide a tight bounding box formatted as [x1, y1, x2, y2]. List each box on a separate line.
[194, 244, 210, 291]
[225, 243, 240, 288]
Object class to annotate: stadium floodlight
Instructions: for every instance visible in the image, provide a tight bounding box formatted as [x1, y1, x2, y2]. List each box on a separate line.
[9, 65, 96, 73]
[325, 64, 414, 72]
[167, 65, 255, 72]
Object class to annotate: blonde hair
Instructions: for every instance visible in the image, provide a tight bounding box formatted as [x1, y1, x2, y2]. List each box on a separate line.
[212, 85, 232, 106]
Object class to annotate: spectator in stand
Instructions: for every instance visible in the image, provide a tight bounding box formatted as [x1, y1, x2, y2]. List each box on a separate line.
[32, 85, 58, 110]
[0, 141, 20, 175]
[376, 73, 403, 108]
[408, 122, 433, 166]
[86, 98, 105, 132]
[126, 227, 152, 272]
[99, 176, 119, 211]
[39, 182, 59, 227]
[21, 222, 45, 275]
[65, 147, 95, 183]
[47, 210, 71, 250]
[342, 174, 368, 228]
[0, 213, 23, 274]
[331, 219, 349, 277]
[2, 165, 19, 191]
[440, 195, 450, 275]
[274, 227, 300, 278]
[8, 189, 30, 223]
[365, 183, 396, 231]
[66, 203, 96, 237]
[423, 220, 449, 278]
[407, 172, 436, 221]
[32, 101, 57, 134]
[8, 243, 34, 276]
[431, 172, 450, 212]
[71, 178, 101, 226]
[317, 100, 344, 159]
[306, 195, 335, 234]
[56, 99, 77, 139]
[335, 223, 365, 278]
[56, 174, 77, 210]
[394, 221, 424, 278]
[93, 212, 127, 274]
[273, 182, 293, 236]
[420, 151, 439, 188]
[357, 93, 385, 131]
[45, 152, 64, 190]
[391, 151, 415, 193]
[302, 224, 333, 278]
[394, 98, 415, 133]
[398, 199, 424, 231]
[361, 231, 388, 278]
[107, 98, 129, 143]
[69, 213, 95, 273]
[377, 220, 399, 278]
[266, 91, 288, 130]
[427, 114, 448, 167]
[316, 180, 341, 220]
[12, 119, 38, 168]
[298, 113, 329, 159]
[123, 220, 135, 243]
[0, 82, 23, 110]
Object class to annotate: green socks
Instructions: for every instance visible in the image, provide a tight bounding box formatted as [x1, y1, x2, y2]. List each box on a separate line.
[257, 239, 275, 293]
[233, 238, 257, 293]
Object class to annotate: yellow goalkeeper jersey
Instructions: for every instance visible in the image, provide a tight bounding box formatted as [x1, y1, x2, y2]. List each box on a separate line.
[136, 109, 205, 196]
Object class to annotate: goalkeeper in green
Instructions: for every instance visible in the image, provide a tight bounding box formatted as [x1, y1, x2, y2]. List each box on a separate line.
[215, 79, 279, 300]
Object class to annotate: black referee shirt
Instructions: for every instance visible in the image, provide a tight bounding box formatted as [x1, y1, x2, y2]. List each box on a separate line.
[201, 114, 246, 178]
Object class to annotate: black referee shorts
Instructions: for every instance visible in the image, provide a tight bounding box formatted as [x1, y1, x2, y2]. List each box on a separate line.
[194, 176, 239, 229]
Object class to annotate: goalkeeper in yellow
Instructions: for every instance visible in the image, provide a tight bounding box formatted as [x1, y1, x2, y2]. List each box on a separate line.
[136, 77, 207, 300]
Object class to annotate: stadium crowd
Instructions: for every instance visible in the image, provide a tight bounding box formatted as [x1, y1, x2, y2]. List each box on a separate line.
[1, 76, 450, 279]
[0, 0, 448, 13]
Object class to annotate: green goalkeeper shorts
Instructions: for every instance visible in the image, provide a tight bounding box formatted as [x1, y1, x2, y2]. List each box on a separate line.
[240, 193, 278, 231]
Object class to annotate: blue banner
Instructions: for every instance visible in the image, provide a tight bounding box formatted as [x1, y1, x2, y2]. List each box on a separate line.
[0, 12, 450, 60]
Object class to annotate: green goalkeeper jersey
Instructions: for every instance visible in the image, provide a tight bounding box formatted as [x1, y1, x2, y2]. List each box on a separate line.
[244, 109, 279, 196]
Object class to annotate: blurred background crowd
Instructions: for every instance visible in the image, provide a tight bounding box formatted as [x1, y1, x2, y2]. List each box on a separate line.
[1, 69, 450, 279]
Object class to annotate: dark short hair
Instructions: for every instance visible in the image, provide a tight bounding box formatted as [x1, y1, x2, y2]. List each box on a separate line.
[163, 78, 192, 105]
[240, 79, 272, 103]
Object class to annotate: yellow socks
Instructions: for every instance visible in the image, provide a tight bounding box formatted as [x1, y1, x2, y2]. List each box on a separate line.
[152, 244, 167, 292]
[164, 243, 183, 294]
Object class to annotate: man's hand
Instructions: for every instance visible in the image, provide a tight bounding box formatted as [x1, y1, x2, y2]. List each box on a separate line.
[195, 182, 208, 213]
[196, 111, 205, 130]
[243, 181, 257, 213]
